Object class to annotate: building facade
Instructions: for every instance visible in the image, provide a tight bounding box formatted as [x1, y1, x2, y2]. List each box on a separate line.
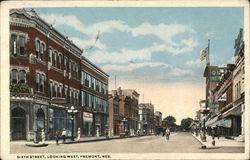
[108, 92, 121, 136]
[110, 87, 139, 136]
[10, 9, 108, 141]
[138, 103, 154, 134]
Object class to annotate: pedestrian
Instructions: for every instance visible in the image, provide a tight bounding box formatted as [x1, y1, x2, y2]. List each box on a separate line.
[55, 131, 59, 145]
[216, 126, 220, 139]
[211, 127, 215, 139]
[77, 128, 81, 141]
[165, 128, 170, 140]
[62, 128, 66, 143]
[41, 129, 45, 143]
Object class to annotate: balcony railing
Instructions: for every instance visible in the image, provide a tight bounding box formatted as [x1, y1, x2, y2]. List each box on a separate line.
[10, 83, 30, 93]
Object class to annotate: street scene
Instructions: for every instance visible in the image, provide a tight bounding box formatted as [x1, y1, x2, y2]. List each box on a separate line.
[11, 133, 244, 153]
[3, 3, 247, 160]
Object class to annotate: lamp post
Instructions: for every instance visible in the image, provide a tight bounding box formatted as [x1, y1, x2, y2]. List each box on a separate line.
[201, 107, 210, 142]
[67, 106, 78, 141]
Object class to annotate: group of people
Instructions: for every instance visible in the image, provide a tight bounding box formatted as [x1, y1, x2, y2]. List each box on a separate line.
[55, 128, 81, 145]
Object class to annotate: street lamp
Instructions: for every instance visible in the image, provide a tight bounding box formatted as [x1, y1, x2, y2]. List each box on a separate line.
[67, 106, 78, 141]
[200, 107, 210, 142]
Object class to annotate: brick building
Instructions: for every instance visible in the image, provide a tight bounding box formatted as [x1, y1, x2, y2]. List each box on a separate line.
[110, 87, 139, 136]
[9, 9, 108, 141]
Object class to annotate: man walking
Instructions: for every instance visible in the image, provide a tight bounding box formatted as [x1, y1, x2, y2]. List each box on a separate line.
[62, 128, 67, 143]
[165, 128, 170, 140]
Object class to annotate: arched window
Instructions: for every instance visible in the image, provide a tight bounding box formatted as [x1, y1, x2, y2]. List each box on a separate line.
[49, 81, 53, 97]
[10, 34, 18, 55]
[19, 70, 26, 84]
[36, 40, 40, 59]
[11, 69, 18, 84]
[54, 51, 58, 68]
[54, 84, 58, 97]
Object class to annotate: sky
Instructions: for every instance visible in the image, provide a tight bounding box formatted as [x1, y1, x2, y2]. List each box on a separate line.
[32, 7, 243, 124]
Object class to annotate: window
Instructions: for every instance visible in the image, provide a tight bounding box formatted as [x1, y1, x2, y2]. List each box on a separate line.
[19, 70, 26, 84]
[86, 74, 90, 87]
[54, 51, 58, 67]
[49, 81, 53, 97]
[40, 43, 44, 60]
[11, 69, 18, 84]
[36, 40, 40, 59]
[49, 48, 52, 64]
[81, 91, 86, 106]
[64, 57, 68, 71]
[19, 36, 25, 55]
[64, 86, 68, 99]
[54, 84, 58, 97]
[58, 54, 62, 69]
[91, 77, 94, 89]
[10, 34, 18, 55]
[36, 73, 40, 91]
[81, 71, 84, 85]
[40, 75, 44, 92]
[52, 51, 56, 66]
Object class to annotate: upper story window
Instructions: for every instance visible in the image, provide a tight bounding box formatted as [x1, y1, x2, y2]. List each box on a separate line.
[49, 48, 52, 64]
[10, 69, 18, 84]
[52, 51, 56, 66]
[36, 72, 45, 93]
[19, 70, 26, 84]
[35, 39, 46, 61]
[64, 57, 68, 71]
[58, 53, 62, 69]
[10, 34, 26, 56]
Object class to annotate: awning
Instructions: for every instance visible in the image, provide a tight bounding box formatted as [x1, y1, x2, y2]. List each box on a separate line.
[222, 105, 242, 118]
[211, 118, 232, 128]
[205, 116, 218, 127]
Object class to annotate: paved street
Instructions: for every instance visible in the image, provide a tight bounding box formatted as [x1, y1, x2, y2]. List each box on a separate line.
[11, 132, 244, 153]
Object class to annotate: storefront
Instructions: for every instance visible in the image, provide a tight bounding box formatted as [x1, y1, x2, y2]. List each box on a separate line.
[83, 112, 93, 136]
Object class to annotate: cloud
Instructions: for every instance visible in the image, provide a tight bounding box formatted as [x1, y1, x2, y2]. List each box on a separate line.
[168, 67, 194, 76]
[40, 13, 199, 57]
[206, 31, 214, 37]
[186, 58, 205, 67]
[101, 62, 170, 72]
[70, 37, 107, 50]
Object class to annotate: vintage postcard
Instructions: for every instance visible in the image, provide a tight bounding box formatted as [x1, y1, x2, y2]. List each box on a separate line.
[0, 0, 249, 160]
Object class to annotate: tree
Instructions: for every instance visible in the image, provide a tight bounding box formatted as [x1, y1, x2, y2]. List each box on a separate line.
[163, 115, 176, 131]
[181, 117, 193, 131]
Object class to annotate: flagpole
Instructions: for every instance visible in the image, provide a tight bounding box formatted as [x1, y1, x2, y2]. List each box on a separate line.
[207, 39, 210, 66]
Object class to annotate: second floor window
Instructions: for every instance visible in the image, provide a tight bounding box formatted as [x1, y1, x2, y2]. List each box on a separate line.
[10, 69, 18, 84]
[10, 34, 26, 56]
[36, 73, 45, 92]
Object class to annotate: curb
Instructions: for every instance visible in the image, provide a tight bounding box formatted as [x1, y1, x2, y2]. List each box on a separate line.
[62, 134, 149, 144]
[191, 134, 207, 149]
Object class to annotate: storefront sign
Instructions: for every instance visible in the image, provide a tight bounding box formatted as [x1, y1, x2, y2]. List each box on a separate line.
[51, 97, 66, 104]
[83, 112, 93, 122]
[208, 102, 219, 109]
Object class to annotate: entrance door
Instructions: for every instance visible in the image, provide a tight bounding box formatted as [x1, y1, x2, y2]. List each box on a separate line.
[11, 108, 26, 140]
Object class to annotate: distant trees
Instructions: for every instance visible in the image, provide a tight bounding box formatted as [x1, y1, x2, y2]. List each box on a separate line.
[180, 117, 193, 131]
[163, 115, 177, 131]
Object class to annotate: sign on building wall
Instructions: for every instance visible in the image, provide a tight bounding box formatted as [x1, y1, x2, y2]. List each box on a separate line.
[210, 68, 226, 82]
[208, 102, 219, 109]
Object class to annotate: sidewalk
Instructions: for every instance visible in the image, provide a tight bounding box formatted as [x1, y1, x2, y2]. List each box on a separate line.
[11, 134, 150, 146]
[191, 133, 244, 149]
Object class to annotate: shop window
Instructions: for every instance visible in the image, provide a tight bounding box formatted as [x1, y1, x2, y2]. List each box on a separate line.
[11, 69, 18, 84]
[36, 109, 45, 131]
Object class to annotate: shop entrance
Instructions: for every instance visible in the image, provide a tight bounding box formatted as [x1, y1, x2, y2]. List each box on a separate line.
[11, 107, 26, 140]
